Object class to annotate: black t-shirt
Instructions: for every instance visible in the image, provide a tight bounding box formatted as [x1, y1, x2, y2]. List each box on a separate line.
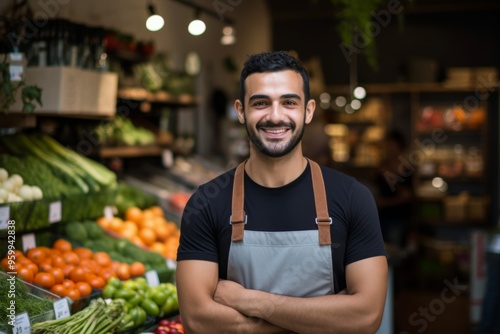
[177, 162, 386, 292]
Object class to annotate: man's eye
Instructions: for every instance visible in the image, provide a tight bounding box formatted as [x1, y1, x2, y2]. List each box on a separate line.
[253, 101, 268, 107]
[283, 100, 298, 106]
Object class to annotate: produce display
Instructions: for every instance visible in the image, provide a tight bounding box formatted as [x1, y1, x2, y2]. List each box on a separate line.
[1, 132, 117, 194]
[60, 220, 172, 277]
[94, 116, 156, 146]
[0, 274, 57, 330]
[98, 206, 180, 260]
[152, 317, 185, 334]
[31, 298, 128, 334]
[0, 238, 146, 300]
[0, 167, 43, 203]
[101, 276, 179, 331]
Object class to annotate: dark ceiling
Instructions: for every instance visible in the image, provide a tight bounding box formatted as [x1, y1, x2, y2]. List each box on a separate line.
[265, 0, 500, 86]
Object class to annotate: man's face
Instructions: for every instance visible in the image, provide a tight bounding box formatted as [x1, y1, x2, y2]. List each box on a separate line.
[235, 70, 315, 158]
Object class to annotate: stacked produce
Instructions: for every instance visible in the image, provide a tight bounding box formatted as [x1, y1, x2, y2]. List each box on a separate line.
[0, 167, 43, 203]
[0, 238, 146, 301]
[101, 276, 179, 331]
[31, 298, 128, 334]
[94, 116, 156, 146]
[98, 206, 180, 260]
[0, 275, 57, 330]
[153, 317, 185, 334]
[60, 219, 172, 277]
[1, 132, 117, 194]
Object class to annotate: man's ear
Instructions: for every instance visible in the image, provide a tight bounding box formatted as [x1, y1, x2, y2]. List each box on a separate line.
[235, 100, 245, 124]
[305, 99, 316, 124]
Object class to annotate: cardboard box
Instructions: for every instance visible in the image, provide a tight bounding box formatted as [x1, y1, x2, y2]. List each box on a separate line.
[10, 66, 117, 116]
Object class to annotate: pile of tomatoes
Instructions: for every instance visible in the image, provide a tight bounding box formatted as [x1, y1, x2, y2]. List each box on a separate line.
[0, 238, 146, 300]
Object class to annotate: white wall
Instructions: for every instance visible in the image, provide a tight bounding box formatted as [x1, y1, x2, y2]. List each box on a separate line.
[1, 0, 272, 156]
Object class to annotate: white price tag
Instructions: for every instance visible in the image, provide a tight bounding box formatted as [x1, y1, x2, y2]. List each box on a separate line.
[13, 312, 30, 334]
[0, 206, 10, 230]
[145, 270, 160, 287]
[104, 206, 115, 220]
[9, 53, 23, 61]
[22, 233, 36, 253]
[49, 201, 62, 223]
[166, 259, 177, 270]
[53, 298, 71, 319]
[162, 149, 174, 168]
[9, 65, 24, 81]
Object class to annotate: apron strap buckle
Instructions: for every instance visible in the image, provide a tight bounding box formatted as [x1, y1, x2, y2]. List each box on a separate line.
[316, 217, 332, 246]
[231, 214, 247, 242]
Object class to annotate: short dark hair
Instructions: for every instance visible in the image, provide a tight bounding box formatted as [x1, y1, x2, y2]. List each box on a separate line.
[239, 51, 310, 108]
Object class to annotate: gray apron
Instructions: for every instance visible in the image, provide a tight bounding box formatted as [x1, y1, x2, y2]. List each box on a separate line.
[227, 159, 334, 298]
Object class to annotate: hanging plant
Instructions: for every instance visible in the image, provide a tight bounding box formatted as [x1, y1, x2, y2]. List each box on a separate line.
[329, 0, 387, 70]
[0, 57, 42, 113]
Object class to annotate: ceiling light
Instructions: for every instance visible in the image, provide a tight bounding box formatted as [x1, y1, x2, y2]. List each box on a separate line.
[188, 10, 206, 36]
[353, 86, 366, 99]
[146, 4, 164, 32]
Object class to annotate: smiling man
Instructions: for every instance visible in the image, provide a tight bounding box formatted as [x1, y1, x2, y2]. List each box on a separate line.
[176, 51, 388, 334]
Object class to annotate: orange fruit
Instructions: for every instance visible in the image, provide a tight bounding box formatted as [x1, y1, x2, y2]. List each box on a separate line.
[75, 282, 92, 297]
[125, 207, 143, 224]
[62, 264, 75, 278]
[63, 252, 80, 265]
[17, 266, 34, 283]
[39, 258, 53, 272]
[97, 217, 111, 229]
[62, 279, 75, 289]
[50, 284, 67, 297]
[93, 252, 111, 267]
[48, 267, 65, 284]
[99, 267, 117, 281]
[80, 259, 99, 274]
[66, 288, 81, 301]
[116, 263, 130, 280]
[129, 262, 146, 277]
[25, 262, 38, 274]
[53, 239, 72, 253]
[150, 242, 166, 255]
[87, 275, 105, 289]
[34, 272, 56, 289]
[74, 248, 93, 260]
[51, 255, 66, 268]
[139, 228, 156, 246]
[69, 267, 88, 282]
[149, 206, 164, 217]
[26, 248, 47, 264]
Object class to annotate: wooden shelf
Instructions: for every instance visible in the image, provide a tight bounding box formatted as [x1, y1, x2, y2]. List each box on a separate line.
[92, 144, 165, 158]
[117, 88, 198, 106]
[1, 113, 37, 128]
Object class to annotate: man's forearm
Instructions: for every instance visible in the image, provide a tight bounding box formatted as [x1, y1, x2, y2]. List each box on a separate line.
[233, 290, 382, 334]
[182, 299, 289, 334]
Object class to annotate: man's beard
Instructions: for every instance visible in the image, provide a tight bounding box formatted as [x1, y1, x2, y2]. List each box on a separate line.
[244, 117, 305, 158]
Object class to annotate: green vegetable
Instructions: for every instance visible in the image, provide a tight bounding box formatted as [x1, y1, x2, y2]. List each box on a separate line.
[64, 222, 88, 243]
[31, 298, 126, 334]
[0, 275, 54, 328]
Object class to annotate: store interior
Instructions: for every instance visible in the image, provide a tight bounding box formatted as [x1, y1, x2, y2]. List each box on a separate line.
[1, 0, 500, 333]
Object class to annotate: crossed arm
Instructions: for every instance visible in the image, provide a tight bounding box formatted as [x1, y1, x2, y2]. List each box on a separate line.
[176, 256, 388, 334]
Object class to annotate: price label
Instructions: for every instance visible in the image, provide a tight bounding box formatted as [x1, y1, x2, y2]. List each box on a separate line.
[104, 206, 115, 220]
[145, 270, 160, 287]
[22, 233, 36, 253]
[13, 312, 30, 334]
[166, 259, 177, 270]
[162, 149, 174, 168]
[0, 206, 10, 230]
[9, 65, 24, 81]
[53, 298, 70, 319]
[9, 53, 23, 61]
[49, 201, 62, 223]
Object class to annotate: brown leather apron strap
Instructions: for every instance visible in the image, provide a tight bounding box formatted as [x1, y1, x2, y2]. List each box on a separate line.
[231, 162, 246, 241]
[230, 159, 331, 245]
[308, 159, 332, 246]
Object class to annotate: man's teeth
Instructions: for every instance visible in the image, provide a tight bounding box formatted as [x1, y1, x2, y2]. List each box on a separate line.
[265, 129, 286, 134]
